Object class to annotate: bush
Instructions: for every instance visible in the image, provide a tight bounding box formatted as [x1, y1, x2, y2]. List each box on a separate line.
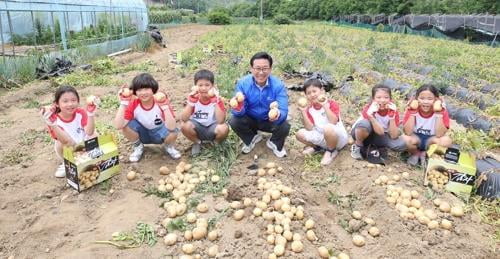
[208, 11, 231, 25]
[189, 15, 197, 23]
[273, 14, 293, 25]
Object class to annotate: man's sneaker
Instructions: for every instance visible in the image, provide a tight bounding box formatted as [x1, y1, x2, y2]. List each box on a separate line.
[407, 153, 420, 166]
[266, 139, 287, 158]
[54, 163, 66, 178]
[241, 134, 263, 154]
[191, 142, 201, 156]
[129, 142, 144, 162]
[164, 144, 181, 159]
[321, 150, 338, 166]
[350, 144, 362, 160]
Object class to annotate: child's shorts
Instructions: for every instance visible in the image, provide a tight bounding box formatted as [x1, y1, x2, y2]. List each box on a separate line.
[415, 133, 433, 151]
[351, 119, 406, 151]
[191, 119, 217, 141]
[128, 119, 177, 144]
[301, 123, 348, 150]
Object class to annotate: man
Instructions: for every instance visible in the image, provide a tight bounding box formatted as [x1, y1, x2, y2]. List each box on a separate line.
[229, 52, 290, 158]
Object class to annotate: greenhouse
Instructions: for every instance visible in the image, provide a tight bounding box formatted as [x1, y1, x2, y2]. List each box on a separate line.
[0, 0, 148, 56]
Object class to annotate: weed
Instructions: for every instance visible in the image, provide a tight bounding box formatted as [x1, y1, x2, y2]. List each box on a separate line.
[99, 179, 112, 195]
[328, 191, 360, 211]
[311, 173, 340, 190]
[166, 218, 187, 232]
[187, 194, 203, 210]
[1, 149, 30, 165]
[303, 153, 322, 172]
[22, 99, 41, 109]
[94, 222, 157, 249]
[18, 129, 51, 146]
[207, 207, 230, 230]
[424, 187, 437, 200]
[142, 185, 173, 200]
[99, 95, 120, 110]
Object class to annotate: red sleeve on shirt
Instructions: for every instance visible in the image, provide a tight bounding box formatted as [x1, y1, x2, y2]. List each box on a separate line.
[442, 109, 450, 128]
[215, 98, 226, 113]
[361, 103, 371, 120]
[328, 100, 340, 118]
[124, 99, 140, 121]
[394, 111, 400, 126]
[48, 126, 58, 140]
[76, 108, 88, 127]
[305, 106, 314, 125]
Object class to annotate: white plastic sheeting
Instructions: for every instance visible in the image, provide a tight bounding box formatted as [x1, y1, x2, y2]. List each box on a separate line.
[0, 0, 148, 43]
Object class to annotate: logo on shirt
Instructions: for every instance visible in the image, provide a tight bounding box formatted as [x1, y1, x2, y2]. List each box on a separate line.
[76, 127, 84, 135]
[416, 128, 432, 136]
[154, 115, 162, 126]
[193, 110, 209, 120]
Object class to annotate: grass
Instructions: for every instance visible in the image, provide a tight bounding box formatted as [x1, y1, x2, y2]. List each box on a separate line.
[311, 173, 341, 190]
[327, 191, 360, 211]
[99, 179, 112, 195]
[142, 185, 173, 200]
[94, 222, 157, 249]
[99, 94, 121, 111]
[1, 149, 30, 166]
[303, 153, 322, 172]
[207, 207, 230, 230]
[166, 218, 188, 232]
[18, 129, 52, 146]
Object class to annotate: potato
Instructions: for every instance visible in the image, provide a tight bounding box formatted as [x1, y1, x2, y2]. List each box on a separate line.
[409, 100, 419, 110]
[433, 100, 442, 112]
[196, 203, 209, 213]
[159, 166, 169, 175]
[274, 225, 284, 234]
[351, 211, 362, 220]
[267, 234, 275, 245]
[274, 244, 285, 256]
[368, 227, 380, 237]
[439, 202, 451, 213]
[298, 97, 308, 108]
[317, 94, 326, 103]
[283, 230, 293, 241]
[410, 190, 419, 199]
[380, 175, 389, 183]
[433, 198, 442, 207]
[338, 253, 350, 259]
[275, 234, 287, 246]
[192, 227, 207, 240]
[306, 230, 317, 241]
[271, 190, 281, 200]
[182, 244, 195, 254]
[268, 168, 277, 176]
[230, 201, 242, 209]
[154, 92, 166, 102]
[441, 219, 452, 230]
[352, 235, 365, 247]
[184, 230, 193, 241]
[318, 246, 330, 258]
[270, 101, 279, 109]
[186, 213, 197, 223]
[258, 168, 266, 176]
[176, 204, 187, 216]
[211, 175, 220, 183]
[392, 175, 401, 181]
[266, 162, 276, 169]
[418, 216, 430, 225]
[424, 209, 438, 220]
[126, 171, 136, 181]
[262, 194, 272, 204]
[253, 207, 263, 217]
[295, 209, 304, 220]
[293, 233, 302, 241]
[363, 217, 375, 225]
[207, 245, 218, 257]
[402, 172, 410, 178]
[268, 108, 279, 120]
[450, 206, 464, 217]
[235, 92, 245, 102]
[207, 230, 218, 241]
[229, 98, 239, 108]
[410, 199, 422, 209]
[401, 190, 412, 199]
[427, 220, 439, 229]
[291, 241, 304, 253]
[164, 233, 177, 246]
[268, 253, 277, 259]
[233, 209, 245, 221]
[305, 219, 315, 229]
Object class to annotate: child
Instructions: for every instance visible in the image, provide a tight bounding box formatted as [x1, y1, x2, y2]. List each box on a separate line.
[180, 69, 229, 156]
[403, 84, 452, 166]
[114, 73, 181, 162]
[296, 79, 348, 165]
[350, 84, 407, 160]
[40, 85, 98, 177]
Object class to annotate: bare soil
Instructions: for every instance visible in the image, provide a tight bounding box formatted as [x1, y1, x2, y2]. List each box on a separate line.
[0, 24, 497, 259]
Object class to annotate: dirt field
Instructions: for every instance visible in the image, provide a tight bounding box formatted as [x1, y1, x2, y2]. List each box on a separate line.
[0, 24, 497, 259]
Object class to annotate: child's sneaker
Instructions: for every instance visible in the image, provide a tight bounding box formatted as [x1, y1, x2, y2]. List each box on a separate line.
[350, 144, 362, 160]
[321, 150, 338, 165]
[164, 144, 181, 159]
[302, 146, 316, 155]
[54, 163, 66, 178]
[191, 142, 201, 156]
[419, 151, 427, 167]
[241, 134, 263, 154]
[407, 153, 420, 166]
[266, 139, 287, 158]
[129, 142, 144, 162]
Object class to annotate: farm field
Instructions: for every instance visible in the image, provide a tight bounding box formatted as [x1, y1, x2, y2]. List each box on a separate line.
[0, 23, 498, 259]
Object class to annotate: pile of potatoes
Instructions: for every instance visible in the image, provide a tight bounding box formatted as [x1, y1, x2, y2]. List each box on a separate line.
[384, 184, 464, 230]
[78, 167, 99, 189]
[157, 161, 221, 258]
[257, 162, 283, 177]
[231, 175, 350, 259]
[347, 211, 380, 247]
[427, 169, 449, 190]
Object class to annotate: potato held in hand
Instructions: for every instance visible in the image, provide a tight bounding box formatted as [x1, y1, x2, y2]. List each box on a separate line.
[235, 92, 245, 102]
[433, 100, 443, 112]
[154, 92, 166, 102]
[269, 101, 279, 109]
[409, 100, 419, 110]
[208, 88, 216, 97]
[229, 98, 239, 108]
[121, 87, 132, 97]
[317, 94, 326, 103]
[298, 97, 308, 108]
[268, 108, 279, 120]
